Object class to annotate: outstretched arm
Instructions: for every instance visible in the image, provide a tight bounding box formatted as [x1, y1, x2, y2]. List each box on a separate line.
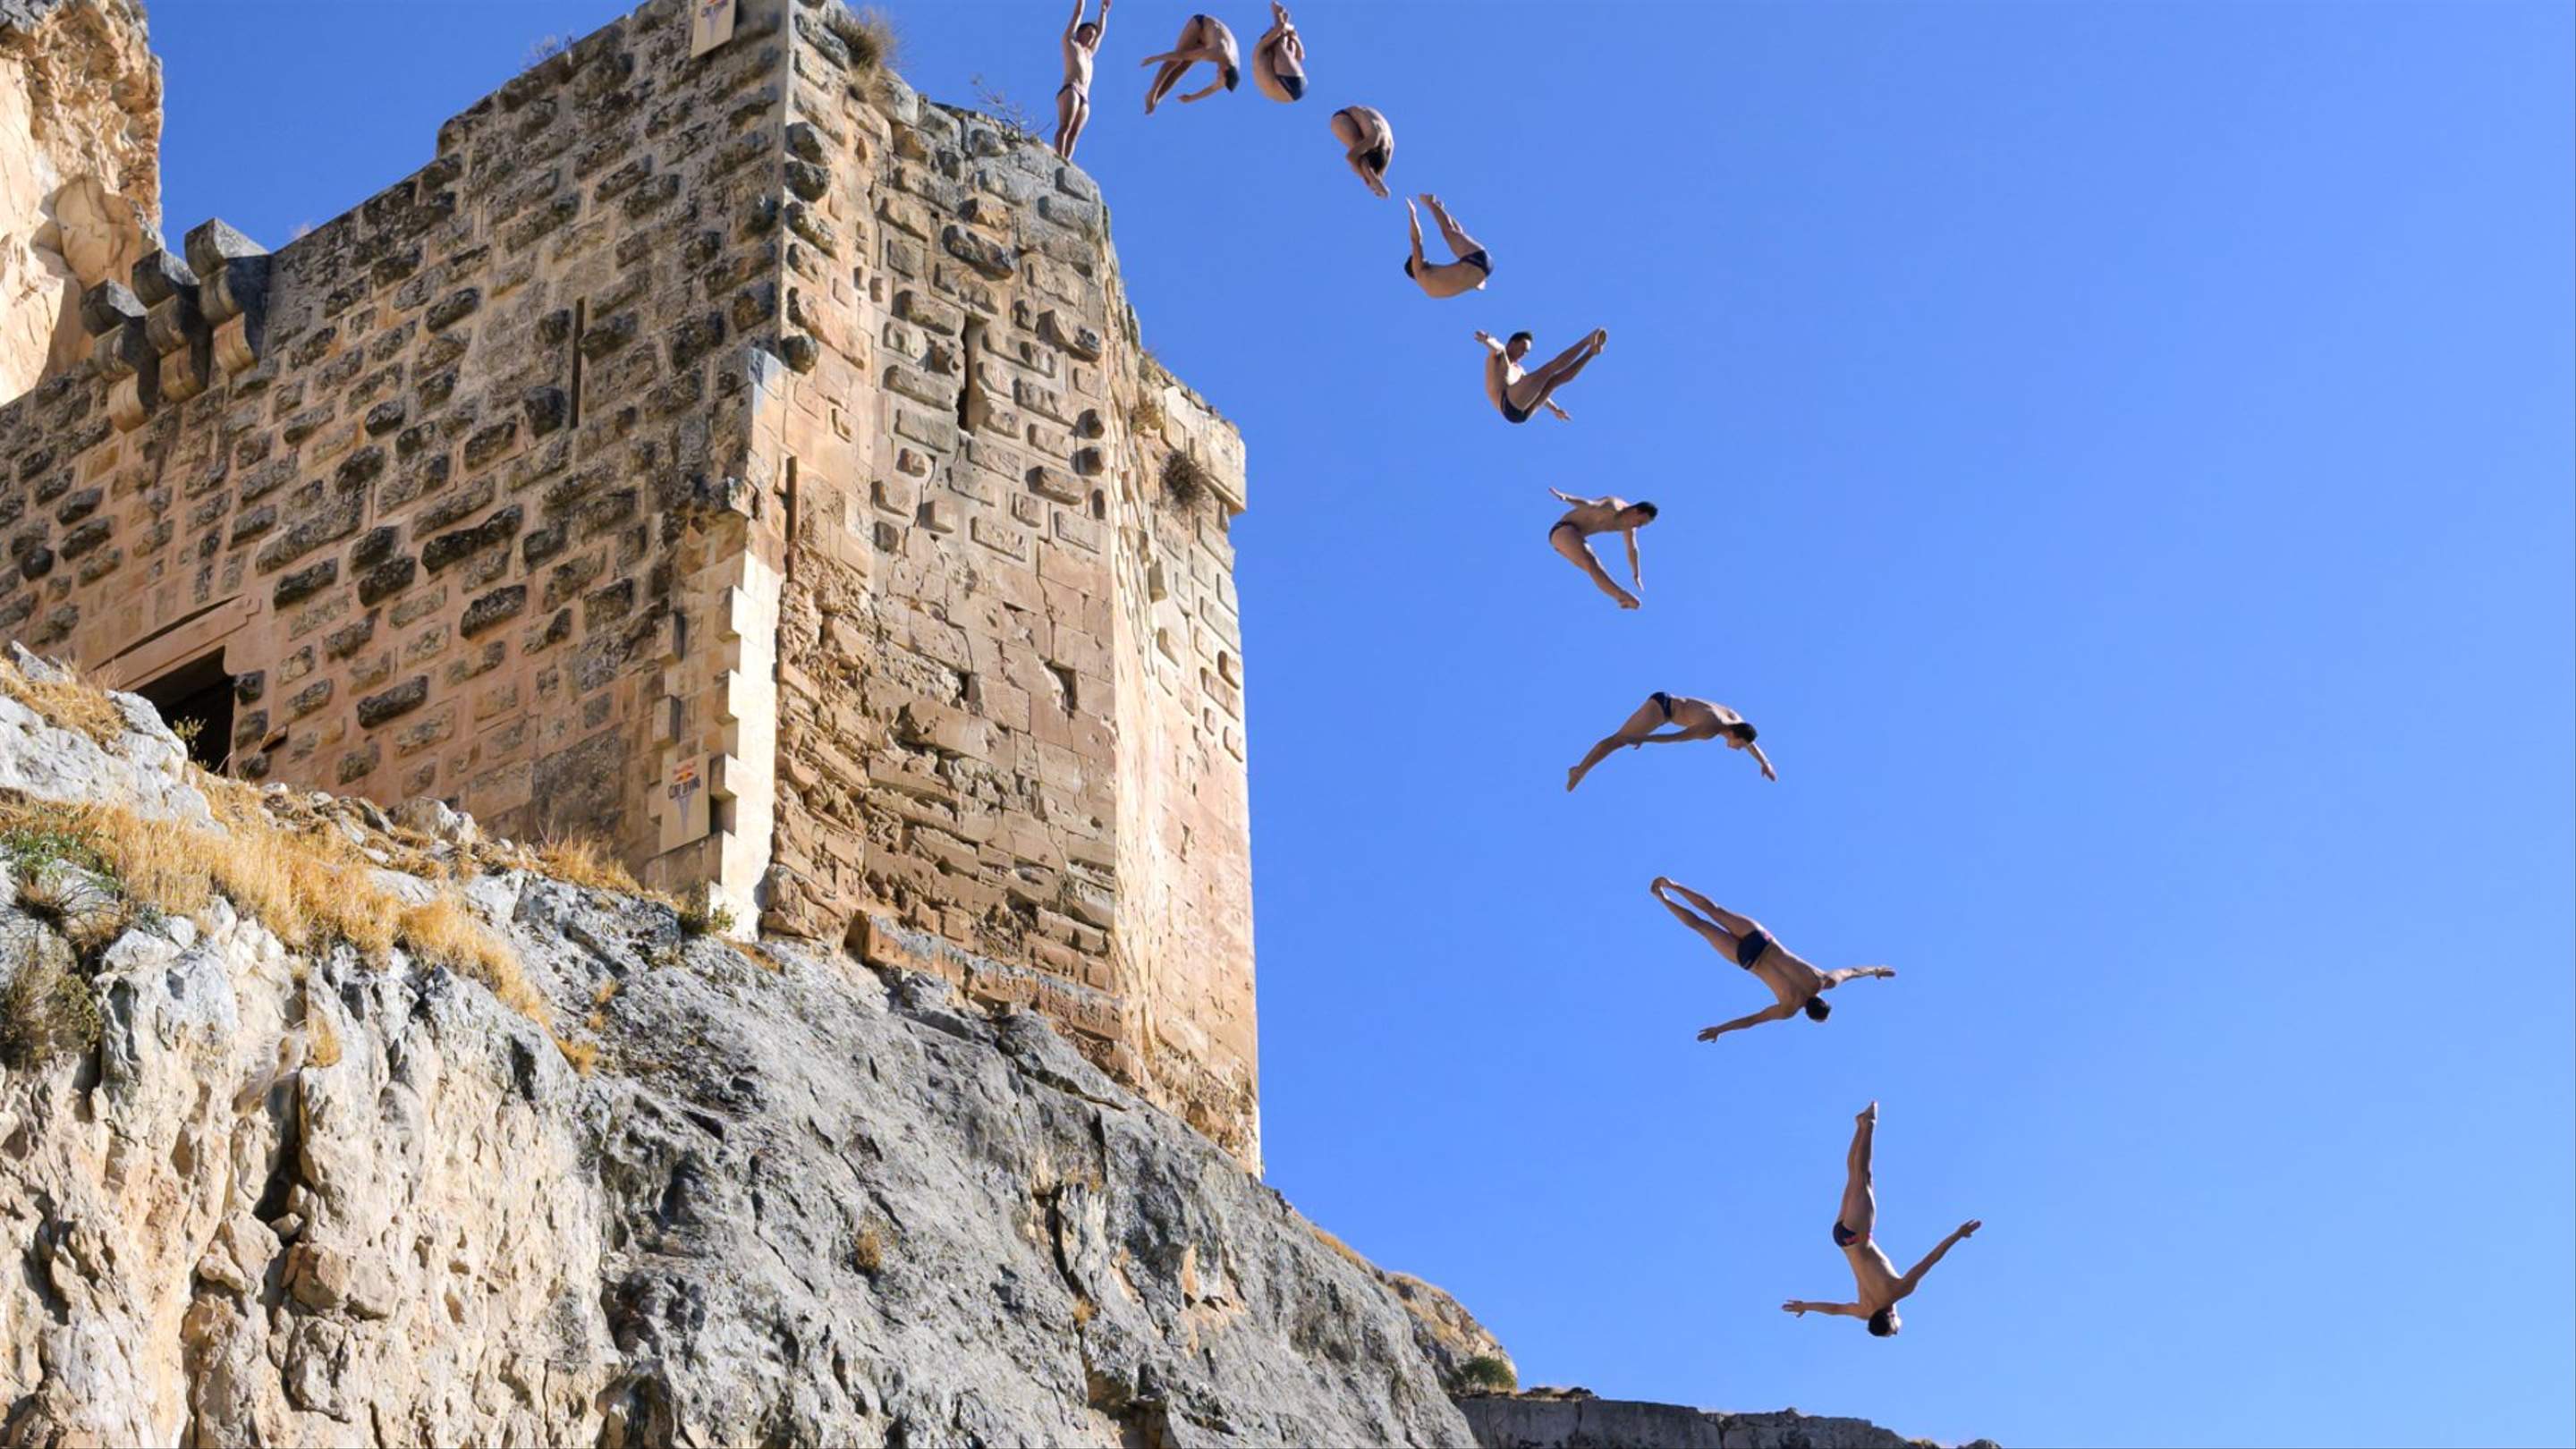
[1474, 331, 1504, 355]
[1407, 201, 1426, 265]
[1748, 741, 1778, 781]
[1782, 1300, 1867, 1318]
[1065, 0, 1085, 39]
[1822, 965, 1896, 987]
[1697, 1003, 1794, 1040]
[1897, 1221, 1982, 1297]
[1652, 889, 1715, 936]
[1547, 487, 1587, 505]
[1095, 0, 1110, 41]
[1662, 880, 1726, 918]
[1544, 400, 1573, 421]
[1623, 529, 1642, 589]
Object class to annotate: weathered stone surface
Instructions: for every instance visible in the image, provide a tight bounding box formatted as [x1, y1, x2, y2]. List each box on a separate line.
[1455, 1392, 1999, 1449]
[354, 674, 427, 727]
[0, 0, 161, 395]
[0, 682, 1493, 1448]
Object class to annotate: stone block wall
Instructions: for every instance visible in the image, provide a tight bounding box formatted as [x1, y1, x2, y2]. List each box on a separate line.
[0, 0, 161, 395]
[752, 12, 1258, 1165]
[0, 0, 792, 878]
[0, 0, 1260, 1166]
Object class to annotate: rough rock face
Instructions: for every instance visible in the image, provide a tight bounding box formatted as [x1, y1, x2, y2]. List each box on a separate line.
[1456, 1392, 1999, 1449]
[0, 661, 1478, 1446]
[0, 0, 158, 399]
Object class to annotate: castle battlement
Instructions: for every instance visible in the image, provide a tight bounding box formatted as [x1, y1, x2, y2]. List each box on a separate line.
[0, 0, 1260, 1165]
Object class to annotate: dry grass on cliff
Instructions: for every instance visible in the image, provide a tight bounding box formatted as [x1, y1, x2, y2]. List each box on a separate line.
[0, 790, 575, 1066]
[530, 834, 642, 894]
[0, 657, 128, 748]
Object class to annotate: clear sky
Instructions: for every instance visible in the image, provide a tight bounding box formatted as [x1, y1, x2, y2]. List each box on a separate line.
[151, 3, 2573, 1445]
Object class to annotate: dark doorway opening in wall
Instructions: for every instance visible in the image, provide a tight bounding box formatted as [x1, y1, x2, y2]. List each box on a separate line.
[133, 651, 235, 771]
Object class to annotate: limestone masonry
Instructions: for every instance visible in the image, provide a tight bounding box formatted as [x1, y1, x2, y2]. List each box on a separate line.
[0, 0, 1259, 1164]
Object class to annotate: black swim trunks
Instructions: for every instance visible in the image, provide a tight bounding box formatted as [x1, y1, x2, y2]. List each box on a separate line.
[1278, 72, 1306, 100]
[1833, 1220, 1863, 1248]
[1410, 250, 1494, 283]
[1736, 928, 1772, 970]
[1361, 142, 1391, 174]
[1499, 396, 1535, 425]
[1650, 690, 1674, 719]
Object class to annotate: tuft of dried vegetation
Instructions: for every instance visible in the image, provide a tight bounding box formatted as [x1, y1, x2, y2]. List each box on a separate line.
[853, 1224, 886, 1275]
[1161, 450, 1212, 513]
[522, 32, 571, 67]
[306, 1009, 343, 1069]
[1453, 1356, 1518, 1394]
[677, 899, 737, 939]
[0, 789, 567, 1064]
[0, 945, 97, 1070]
[0, 657, 128, 748]
[1070, 1295, 1096, 1326]
[531, 834, 641, 894]
[1128, 393, 1166, 438]
[969, 74, 1044, 144]
[829, 4, 898, 73]
[1306, 1222, 1373, 1275]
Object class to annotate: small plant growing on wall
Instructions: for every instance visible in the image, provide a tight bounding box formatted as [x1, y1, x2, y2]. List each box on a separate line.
[1162, 451, 1212, 513]
[970, 74, 1043, 145]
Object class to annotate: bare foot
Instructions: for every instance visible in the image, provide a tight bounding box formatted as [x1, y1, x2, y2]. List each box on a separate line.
[1591, 326, 1610, 352]
[1860, 1101, 1878, 1123]
[1564, 766, 1584, 792]
[1616, 592, 1641, 610]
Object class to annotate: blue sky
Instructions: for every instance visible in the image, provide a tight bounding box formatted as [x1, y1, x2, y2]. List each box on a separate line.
[154, 3, 2573, 1445]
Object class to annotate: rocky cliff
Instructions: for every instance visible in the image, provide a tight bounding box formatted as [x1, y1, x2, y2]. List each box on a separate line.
[0, 648, 1485, 1446]
[0, 0, 158, 398]
[1457, 1390, 2002, 1449]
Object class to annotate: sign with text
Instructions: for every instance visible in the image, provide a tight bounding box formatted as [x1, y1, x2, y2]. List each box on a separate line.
[659, 753, 709, 852]
[689, 0, 738, 59]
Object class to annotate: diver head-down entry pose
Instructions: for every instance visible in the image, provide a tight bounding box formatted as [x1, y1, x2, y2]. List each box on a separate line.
[1141, 13, 1239, 112]
[1783, 1103, 1982, 1337]
[1566, 691, 1769, 791]
[1647, 878, 1894, 1038]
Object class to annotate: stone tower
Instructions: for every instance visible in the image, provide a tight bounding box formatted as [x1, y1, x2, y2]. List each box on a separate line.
[0, 0, 1261, 1165]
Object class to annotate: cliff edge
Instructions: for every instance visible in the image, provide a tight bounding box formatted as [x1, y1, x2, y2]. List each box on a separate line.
[0, 648, 1475, 1445]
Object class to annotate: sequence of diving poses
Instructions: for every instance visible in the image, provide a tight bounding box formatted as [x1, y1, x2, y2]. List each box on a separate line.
[1038, 3, 1980, 1339]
